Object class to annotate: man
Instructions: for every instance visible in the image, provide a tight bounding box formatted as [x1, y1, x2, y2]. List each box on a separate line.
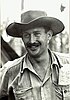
[0, 10, 69, 100]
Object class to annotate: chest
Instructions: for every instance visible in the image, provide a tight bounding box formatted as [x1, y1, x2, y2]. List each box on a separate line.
[9, 70, 62, 100]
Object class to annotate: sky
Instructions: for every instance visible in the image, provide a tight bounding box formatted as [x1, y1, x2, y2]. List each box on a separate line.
[1, 0, 69, 34]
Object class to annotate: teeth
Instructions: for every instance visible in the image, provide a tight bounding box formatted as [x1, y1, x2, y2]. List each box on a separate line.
[30, 46, 38, 50]
[32, 45, 39, 47]
[31, 46, 36, 48]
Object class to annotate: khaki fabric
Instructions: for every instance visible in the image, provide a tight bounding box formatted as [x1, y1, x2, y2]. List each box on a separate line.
[0, 50, 70, 100]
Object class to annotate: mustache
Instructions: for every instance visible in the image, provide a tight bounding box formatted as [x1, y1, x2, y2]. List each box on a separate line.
[26, 42, 41, 48]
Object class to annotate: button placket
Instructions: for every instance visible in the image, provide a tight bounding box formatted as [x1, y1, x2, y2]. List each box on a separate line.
[41, 86, 45, 100]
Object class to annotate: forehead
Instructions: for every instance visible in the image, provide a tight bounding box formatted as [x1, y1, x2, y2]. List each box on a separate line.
[24, 27, 45, 33]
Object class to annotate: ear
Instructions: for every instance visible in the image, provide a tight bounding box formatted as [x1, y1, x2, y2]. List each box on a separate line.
[47, 30, 53, 43]
[47, 30, 53, 39]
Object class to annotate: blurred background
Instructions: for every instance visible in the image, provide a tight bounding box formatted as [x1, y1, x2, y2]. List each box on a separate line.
[0, 0, 70, 99]
[0, 0, 70, 66]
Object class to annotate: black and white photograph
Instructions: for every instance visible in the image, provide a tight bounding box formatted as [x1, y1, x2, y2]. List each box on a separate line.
[0, 0, 70, 100]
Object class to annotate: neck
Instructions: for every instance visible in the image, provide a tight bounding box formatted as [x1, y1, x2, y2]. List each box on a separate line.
[27, 49, 51, 81]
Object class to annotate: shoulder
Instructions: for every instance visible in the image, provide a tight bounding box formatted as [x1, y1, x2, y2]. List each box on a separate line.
[0, 55, 25, 80]
[0, 55, 25, 94]
[52, 51, 70, 65]
[2, 55, 25, 70]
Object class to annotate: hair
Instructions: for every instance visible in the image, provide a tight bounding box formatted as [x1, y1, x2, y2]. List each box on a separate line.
[43, 26, 50, 33]
[43, 26, 53, 36]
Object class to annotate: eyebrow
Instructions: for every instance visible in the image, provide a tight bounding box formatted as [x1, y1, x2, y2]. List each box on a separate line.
[23, 30, 41, 34]
[23, 31, 29, 34]
[33, 30, 41, 33]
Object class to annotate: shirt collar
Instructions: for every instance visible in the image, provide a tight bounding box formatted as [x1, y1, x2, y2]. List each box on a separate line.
[21, 49, 60, 74]
[48, 49, 59, 66]
[21, 54, 38, 75]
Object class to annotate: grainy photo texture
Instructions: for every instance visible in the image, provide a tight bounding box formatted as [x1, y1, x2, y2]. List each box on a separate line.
[0, 0, 70, 100]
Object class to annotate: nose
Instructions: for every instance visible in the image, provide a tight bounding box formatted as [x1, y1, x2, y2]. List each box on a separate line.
[30, 34, 36, 43]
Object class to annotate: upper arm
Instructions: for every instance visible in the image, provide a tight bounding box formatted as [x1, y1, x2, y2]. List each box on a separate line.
[0, 67, 9, 96]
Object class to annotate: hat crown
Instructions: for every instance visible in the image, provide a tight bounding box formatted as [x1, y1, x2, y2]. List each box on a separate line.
[21, 10, 47, 23]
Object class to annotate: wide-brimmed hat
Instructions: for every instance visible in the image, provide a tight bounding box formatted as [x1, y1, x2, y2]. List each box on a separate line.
[6, 10, 65, 37]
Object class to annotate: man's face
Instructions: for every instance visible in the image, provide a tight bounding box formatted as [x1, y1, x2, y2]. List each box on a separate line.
[22, 27, 52, 57]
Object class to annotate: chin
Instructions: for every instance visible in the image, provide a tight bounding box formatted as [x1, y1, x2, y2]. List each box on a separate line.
[27, 48, 40, 56]
[29, 52, 38, 57]
[28, 51, 40, 58]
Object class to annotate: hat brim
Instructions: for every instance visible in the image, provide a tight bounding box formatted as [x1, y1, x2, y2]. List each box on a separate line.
[6, 17, 65, 37]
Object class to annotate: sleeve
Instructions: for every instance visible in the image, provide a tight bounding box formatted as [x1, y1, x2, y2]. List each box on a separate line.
[0, 59, 20, 97]
[0, 56, 24, 99]
[53, 52, 70, 99]
[0, 65, 9, 97]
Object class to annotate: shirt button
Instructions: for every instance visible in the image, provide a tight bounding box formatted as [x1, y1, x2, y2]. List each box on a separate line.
[64, 90, 67, 93]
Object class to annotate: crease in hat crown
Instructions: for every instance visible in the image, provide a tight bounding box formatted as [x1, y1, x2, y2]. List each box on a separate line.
[21, 10, 47, 24]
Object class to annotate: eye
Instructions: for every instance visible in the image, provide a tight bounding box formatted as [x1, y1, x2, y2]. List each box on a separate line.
[23, 33, 30, 38]
[34, 32, 41, 37]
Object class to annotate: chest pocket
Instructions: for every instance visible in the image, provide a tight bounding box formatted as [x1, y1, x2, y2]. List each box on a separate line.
[14, 86, 33, 100]
[10, 69, 34, 100]
[52, 82, 63, 100]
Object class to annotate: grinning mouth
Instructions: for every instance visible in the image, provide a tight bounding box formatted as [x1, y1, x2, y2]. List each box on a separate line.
[27, 43, 40, 49]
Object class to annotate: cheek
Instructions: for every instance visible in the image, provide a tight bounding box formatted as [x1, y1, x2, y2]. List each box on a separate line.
[41, 37, 48, 48]
[40, 35, 48, 43]
[22, 38, 29, 45]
